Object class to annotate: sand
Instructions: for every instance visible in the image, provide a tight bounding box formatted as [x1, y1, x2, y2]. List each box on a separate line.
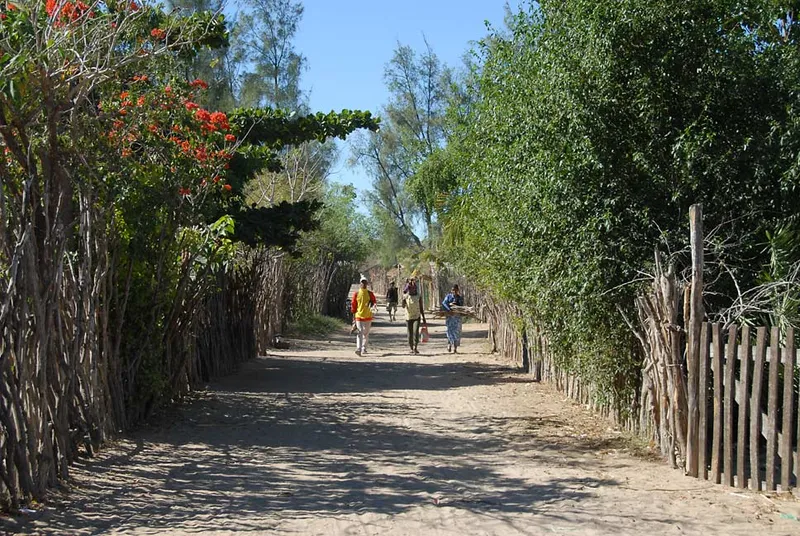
[3, 309, 799, 535]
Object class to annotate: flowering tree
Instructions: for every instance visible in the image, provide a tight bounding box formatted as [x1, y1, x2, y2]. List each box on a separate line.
[0, 0, 377, 509]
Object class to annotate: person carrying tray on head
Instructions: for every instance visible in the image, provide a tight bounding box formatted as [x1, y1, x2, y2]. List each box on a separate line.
[442, 284, 464, 353]
[402, 277, 426, 354]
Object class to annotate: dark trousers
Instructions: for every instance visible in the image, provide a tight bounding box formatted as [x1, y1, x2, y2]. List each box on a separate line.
[406, 318, 420, 349]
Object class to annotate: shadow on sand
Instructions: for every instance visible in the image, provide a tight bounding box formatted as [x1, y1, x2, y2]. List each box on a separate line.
[3, 334, 692, 535]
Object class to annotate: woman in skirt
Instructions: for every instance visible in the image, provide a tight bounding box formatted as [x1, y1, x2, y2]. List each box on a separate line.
[441, 284, 464, 353]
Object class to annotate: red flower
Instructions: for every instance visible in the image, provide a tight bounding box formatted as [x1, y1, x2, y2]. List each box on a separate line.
[112, 120, 124, 130]
[181, 141, 191, 153]
[129, 1, 139, 12]
[148, 124, 159, 133]
[210, 111, 228, 124]
[121, 100, 132, 108]
[137, 96, 146, 106]
[121, 148, 132, 157]
[119, 109, 128, 116]
[1, 13, 7, 20]
[150, 28, 166, 40]
[224, 134, 236, 142]
[172, 125, 181, 132]
[164, 85, 173, 94]
[190, 79, 209, 90]
[179, 187, 191, 196]
[184, 101, 199, 111]
[212, 176, 220, 183]
[195, 109, 211, 122]
[119, 91, 129, 100]
[223, 184, 232, 192]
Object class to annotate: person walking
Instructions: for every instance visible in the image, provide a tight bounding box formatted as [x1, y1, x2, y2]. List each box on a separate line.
[350, 276, 376, 356]
[403, 277, 426, 354]
[386, 281, 399, 322]
[442, 284, 464, 353]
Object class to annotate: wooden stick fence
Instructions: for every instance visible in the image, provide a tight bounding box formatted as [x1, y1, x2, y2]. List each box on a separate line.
[689, 323, 797, 491]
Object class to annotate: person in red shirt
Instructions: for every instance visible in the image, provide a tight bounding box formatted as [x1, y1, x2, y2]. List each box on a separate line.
[351, 276, 376, 355]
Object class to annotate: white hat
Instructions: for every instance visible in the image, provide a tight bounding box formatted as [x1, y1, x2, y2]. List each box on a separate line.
[359, 275, 368, 283]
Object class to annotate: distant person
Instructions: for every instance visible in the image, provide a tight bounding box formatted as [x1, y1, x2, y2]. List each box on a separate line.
[350, 276, 376, 356]
[403, 277, 417, 295]
[403, 277, 426, 354]
[386, 281, 399, 322]
[442, 284, 464, 353]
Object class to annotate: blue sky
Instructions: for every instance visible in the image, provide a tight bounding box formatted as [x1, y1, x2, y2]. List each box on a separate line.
[291, 0, 521, 196]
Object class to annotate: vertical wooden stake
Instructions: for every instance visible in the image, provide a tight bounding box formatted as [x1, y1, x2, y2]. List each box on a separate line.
[723, 324, 737, 487]
[750, 327, 767, 491]
[766, 326, 781, 491]
[686, 204, 704, 477]
[780, 327, 795, 492]
[698, 322, 710, 480]
[736, 326, 751, 489]
[711, 323, 723, 484]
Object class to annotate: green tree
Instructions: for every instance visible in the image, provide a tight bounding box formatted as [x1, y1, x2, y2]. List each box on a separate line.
[168, 0, 238, 110]
[0, 0, 377, 508]
[428, 0, 800, 402]
[353, 41, 453, 256]
[235, 0, 305, 110]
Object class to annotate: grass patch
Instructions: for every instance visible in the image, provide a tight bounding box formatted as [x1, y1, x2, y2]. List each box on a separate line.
[287, 314, 349, 338]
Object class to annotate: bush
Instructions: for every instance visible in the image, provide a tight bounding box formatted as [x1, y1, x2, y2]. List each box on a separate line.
[287, 314, 349, 338]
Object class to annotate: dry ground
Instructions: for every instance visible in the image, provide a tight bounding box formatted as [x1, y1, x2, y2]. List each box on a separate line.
[3, 307, 800, 535]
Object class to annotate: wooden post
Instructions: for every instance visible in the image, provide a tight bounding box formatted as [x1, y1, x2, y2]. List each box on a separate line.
[766, 326, 781, 491]
[780, 327, 795, 492]
[686, 204, 704, 477]
[723, 324, 737, 487]
[750, 327, 767, 491]
[736, 326, 751, 489]
[698, 322, 710, 480]
[711, 323, 723, 484]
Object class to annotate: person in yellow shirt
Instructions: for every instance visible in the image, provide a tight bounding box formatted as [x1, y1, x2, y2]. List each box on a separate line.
[350, 276, 376, 355]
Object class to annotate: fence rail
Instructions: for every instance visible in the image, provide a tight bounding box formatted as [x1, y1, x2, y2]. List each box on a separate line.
[689, 323, 797, 491]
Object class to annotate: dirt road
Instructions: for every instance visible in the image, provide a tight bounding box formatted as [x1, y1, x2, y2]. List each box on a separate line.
[4, 308, 799, 535]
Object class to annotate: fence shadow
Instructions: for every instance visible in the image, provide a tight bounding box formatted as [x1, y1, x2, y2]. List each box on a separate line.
[3, 353, 697, 535]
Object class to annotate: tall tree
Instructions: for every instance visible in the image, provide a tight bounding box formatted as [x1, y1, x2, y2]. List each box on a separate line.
[353, 41, 452, 255]
[236, 0, 305, 110]
[430, 0, 800, 402]
[168, 0, 238, 110]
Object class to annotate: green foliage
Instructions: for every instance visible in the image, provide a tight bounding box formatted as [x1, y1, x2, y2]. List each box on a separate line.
[0, 0, 378, 423]
[232, 199, 321, 251]
[424, 0, 800, 401]
[353, 42, 452, 257]
[287, 314, 348, 338]
[234, 0, 305, 110]
[300, 183, 374, 264]
[232, 108, 379, 150]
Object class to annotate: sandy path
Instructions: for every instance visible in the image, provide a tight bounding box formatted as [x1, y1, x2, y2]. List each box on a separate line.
[3, 308, 800, 535]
